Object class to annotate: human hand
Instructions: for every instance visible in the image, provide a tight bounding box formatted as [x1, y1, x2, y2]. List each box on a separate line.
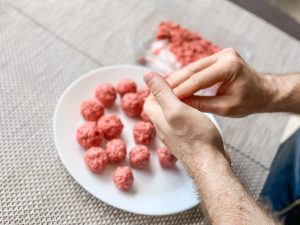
[167, 48, 275, 117]
[143, 71, 229, 166]
[143, 72, 279, 225]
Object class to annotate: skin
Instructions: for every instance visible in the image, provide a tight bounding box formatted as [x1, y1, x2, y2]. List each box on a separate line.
[167, 48, 300, 116]
[143, 49, 300, 224]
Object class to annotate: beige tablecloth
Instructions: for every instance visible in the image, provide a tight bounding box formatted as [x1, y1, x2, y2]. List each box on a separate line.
[1, 0, 300, 224]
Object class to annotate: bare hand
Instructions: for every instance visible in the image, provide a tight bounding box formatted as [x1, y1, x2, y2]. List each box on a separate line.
[167, 48, 274, 117]
[144, 72, 276, 225]
[143, 71, 228, 165]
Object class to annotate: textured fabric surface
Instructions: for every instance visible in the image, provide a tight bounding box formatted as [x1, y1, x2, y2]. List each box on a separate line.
[0, 0, 299, 224]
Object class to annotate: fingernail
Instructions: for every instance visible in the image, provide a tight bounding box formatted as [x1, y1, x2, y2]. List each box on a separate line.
[144, 72, 156, 83]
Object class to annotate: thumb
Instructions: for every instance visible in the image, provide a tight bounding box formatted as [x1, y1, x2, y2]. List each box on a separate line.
[144, 71, 180, 110]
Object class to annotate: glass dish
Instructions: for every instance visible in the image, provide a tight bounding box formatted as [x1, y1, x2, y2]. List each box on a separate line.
[128, 0, 254, 72]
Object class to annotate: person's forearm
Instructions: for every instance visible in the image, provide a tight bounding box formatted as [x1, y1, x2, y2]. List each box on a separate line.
[262, 73, 300, 114]
[183, 146, 277, 225]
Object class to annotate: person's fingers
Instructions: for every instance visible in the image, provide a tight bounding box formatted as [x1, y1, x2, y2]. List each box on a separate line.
[166, 51, 222, 88]
[183, 95, 231, 115]
[173, 62, 226, 99]
[144, 71, 181, 110]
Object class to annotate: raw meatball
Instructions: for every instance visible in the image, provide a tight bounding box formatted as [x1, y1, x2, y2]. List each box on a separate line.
[121, 93, 143, 117]
[140, 110, 151, 123]
[76, 122, 103, 149]
[84, 147, 109, 173]
[156, 147, 177, 168]
[116, 79, 137, 96]
[113, 166, 134, 191]
[129, 145, 150, 169]
[95, 83, 117, 107]
[106, 139, 127, 164]
[138, 85, 150, 103]
[80, 99, 104, 121]
[133, 121, 156, 145]
[97, 114, 123, 140]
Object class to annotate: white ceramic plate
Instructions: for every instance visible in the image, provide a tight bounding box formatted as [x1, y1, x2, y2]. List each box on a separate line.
[53, 64, 220, 215]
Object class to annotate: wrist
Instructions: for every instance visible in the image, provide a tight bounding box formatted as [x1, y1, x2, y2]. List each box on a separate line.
[260, 74, 287, 112]
[260, 74, 296, 113]
[181, 144, 231, 177]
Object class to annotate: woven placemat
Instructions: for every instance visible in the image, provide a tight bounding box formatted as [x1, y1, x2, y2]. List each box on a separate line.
[1, 0, 299, 224]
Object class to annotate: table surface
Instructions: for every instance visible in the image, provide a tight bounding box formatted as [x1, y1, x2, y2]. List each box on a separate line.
[1, 0, 299, 224]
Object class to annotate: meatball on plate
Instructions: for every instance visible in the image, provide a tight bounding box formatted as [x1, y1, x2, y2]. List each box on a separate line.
[53, 64, 220, 215]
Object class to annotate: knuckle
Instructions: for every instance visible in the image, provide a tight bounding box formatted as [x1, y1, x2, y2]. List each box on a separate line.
[189, 76, 201, 88]
[221, 53, 243, 75]
[165, 110, 180, 123]
[195, 101, 206, 112]
[165, 104, 185, 124]
[225, 52, 240, 64]
[151, 84, 164, 97]
[185, 62, 199, 74]
[222, 47, 237, 55]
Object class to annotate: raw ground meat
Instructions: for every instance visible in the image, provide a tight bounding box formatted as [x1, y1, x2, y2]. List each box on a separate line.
[116, 79, 137, 96]
[129, 145, 150, 169]
[76, 121, 103, 149]
[156, 147, 177, 168]
[84, 147, 109, 173]
[121, 93, 143, 117]
[113, 166, 134, 191]
[95, 83, 117, 107]
[133, 121, 156, 145]
[155, 21, 221, 67]
[137, 85, 150, 103]
[80, 99, 104, 121]
[106, 139, 127, 164]
[97, 114, 123, 140]
[140, 110, 151, 123]
[77, 78, 182, 191]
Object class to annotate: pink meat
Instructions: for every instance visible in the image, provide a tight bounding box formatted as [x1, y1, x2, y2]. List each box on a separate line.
[121, 93, 143, 117]
[133, 121, 156, 145]
[97, 114, 123, 140]
[116, 79, 137, 96]
[76, 121, 103, 149]
[129, 145, 150, 169]
[138, 85, 150, 103]
[106, 139, 127, 164]
[155, 21, 222, 67]
[95, 83, 117, 107]
[84, 147, 109, 173]
[113, 166, 134, 191]
[156, 147, 177, 168]
[80, 99, 104, 121]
